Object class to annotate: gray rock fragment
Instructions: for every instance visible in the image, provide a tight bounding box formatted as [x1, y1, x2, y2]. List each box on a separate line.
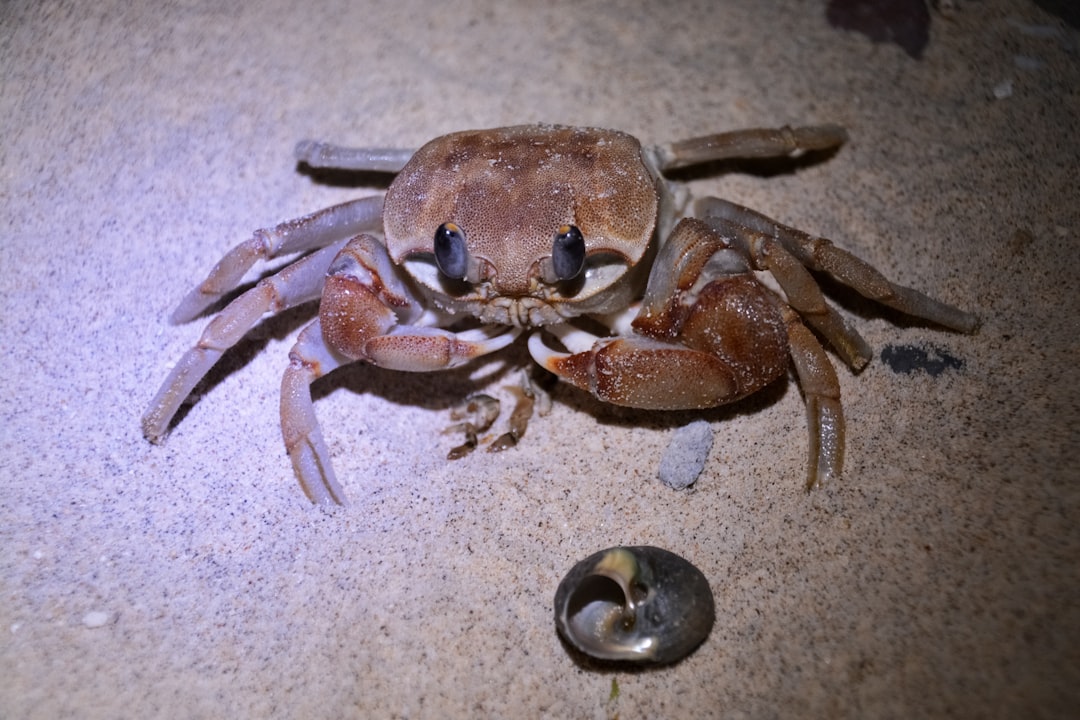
[657, 420, 714, 489]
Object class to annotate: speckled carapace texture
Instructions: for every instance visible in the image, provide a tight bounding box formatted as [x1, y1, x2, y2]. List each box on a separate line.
[3, 1, 1078, 717]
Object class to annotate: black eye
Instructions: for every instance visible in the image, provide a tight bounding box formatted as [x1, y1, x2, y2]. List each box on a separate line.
[434, 222, 469, 280]
[551, 225, 585, 281]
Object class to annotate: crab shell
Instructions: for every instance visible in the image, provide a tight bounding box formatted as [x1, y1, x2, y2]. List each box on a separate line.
[382, 125, 660, 327]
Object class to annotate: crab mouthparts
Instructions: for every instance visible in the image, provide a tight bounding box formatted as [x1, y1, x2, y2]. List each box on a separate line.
[476, 295, 566, 328]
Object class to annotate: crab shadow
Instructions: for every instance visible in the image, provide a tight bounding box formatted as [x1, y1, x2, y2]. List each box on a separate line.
[664, 146, 844, 184]
[174, 296, 796, 449]
[552, 626, 710, 675]
[318, 338, 796, 452]
[170, 282, 811, 452]
[171, 305, 505, 430]
[294, 163, 396, 191]
[172, 281, 960, 459]
[309, 344, 522, 414]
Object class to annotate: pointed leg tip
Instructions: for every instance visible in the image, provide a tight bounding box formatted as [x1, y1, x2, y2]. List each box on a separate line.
[300, 479, 347, 506]
[169, 288, 218, 325]
[168, 309, 191, 325]
[141, 415, 168, 445]
[290, 438, 348, 506]
[805, 467, 840, 492]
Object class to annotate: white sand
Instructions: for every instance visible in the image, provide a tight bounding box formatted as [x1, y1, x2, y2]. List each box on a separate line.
[3, 1, 1078, 717]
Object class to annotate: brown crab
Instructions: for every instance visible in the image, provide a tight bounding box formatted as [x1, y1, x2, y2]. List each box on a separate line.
[142, 124, 977, 504]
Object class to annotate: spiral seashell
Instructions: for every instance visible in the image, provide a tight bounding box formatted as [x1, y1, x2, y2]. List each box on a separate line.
[554, 546, 715, 664]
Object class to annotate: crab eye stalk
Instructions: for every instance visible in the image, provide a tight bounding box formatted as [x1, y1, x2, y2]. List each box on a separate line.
[434, 222, 470, 280]
[551, 225, 586, 281]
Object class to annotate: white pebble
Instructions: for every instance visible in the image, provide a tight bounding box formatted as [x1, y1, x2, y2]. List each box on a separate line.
[657, 420, 714, 489]
[82, 610, 112, 628]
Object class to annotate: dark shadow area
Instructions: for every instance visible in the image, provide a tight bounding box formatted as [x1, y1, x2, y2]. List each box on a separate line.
[1034, 0, 1080, 29]
[553, 624, 713, 674]
[295, 163, 397, 190]
[664, 145, 845, 184]
[309, 348, 520, 414]
[826, 0, 930, 59]
[880, 343, 964, 376]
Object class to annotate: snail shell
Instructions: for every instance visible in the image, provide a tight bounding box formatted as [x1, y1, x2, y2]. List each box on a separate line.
[554, 546, 715, 664]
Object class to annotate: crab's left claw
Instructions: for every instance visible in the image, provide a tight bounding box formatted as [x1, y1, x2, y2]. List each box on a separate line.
[530, 218, 845, 490]
[280, 235, 520, 504]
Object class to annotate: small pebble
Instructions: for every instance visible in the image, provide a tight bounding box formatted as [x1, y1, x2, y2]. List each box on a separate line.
[657, 420, 714, 489]
[82, 610, 112, 628]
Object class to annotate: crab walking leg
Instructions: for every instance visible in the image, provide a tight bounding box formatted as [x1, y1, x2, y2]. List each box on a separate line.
[294, 141, 415, 173]
[781, 307, 844, 490]
[698, 197, 980, 334]
[142, 240, 348, 443]
[705, 213, 873, 371]
[280, 320, 347, 505]
[172, 195, 385, 323]
[650, 125, 849, 172]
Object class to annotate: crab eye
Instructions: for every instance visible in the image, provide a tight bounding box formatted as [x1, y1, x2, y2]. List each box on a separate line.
[434, 222, 469, 280]
[551, 225, 585, 281]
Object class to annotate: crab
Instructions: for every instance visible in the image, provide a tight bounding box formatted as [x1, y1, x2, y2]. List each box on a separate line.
[142, 124, 978, 505]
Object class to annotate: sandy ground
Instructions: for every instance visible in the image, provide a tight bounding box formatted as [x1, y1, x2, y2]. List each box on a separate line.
[3, 1, 1078, 717]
